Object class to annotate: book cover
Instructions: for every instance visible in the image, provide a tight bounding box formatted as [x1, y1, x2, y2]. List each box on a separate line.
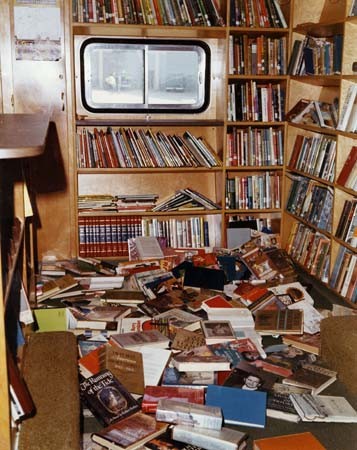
[266, 391, 301, 423]
[282, 332, 321, 355]
[79, 369, 141, 426]
[254, 309, 304, 335]
[200, 320, 236, 344]
[161, 367, 216, 387]
[253, 432, 327, 450]
[171, 328, 206, 351]
[91, 412, 168, 450]
[282, 363, 337, 395]
[205, 384, 267, 428]
[141, 385, 205, 414]
[110, 329, 170, 349]
[172, 424, 248, 450]
[155, 398, 222, 430]
[208, 338, 263, 368]
[171, 345, 231, 372]
[223, 360, 278, 392]
[290, 393, 357, 423]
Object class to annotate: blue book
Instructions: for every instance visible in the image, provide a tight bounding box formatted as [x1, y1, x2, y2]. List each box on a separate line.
[205, 384, 267, 428]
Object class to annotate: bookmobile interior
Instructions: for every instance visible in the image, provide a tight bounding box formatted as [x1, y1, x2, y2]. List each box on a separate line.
[0, 0, 357, 449]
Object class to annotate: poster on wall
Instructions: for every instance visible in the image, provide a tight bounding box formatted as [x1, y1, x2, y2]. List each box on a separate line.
[14, 0, 61, 61]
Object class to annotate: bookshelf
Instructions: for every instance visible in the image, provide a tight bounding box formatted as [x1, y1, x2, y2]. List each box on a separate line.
[282, 0, 357, 307]
[0, 114, 48, 449]
[70, 0, 292, 259]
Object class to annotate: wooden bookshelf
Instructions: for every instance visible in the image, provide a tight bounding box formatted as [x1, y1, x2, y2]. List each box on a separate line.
[0, 114, 48, 450]
[283, 0, 357, 307]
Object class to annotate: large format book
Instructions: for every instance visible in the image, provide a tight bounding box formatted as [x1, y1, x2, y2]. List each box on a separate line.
[172, 424, 248, 450]
[254, 309, 304, 335]
[171, 345, 231, 372]
[79, 369, 140, 426]
[91, 412, 168, 450]
[289, 393, 357, 423]
[155, 398, 222, 430]
[253, 432, 327, 450]
[205, 384, 267, 428]
[110, 329, 170, 350]
[282, 363, 337, 395]
[141, 385, 205, 414]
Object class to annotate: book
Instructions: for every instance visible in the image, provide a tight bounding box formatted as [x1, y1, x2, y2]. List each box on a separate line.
[223, 360, 278, 392]
[144, 431, 205, 449]
[253, 432, 327, 450]
[79, 369, 141, 426]
[161, 367, 216, 387]
[289, 393, 357, 423]
[132, 236, 164, 259]
[171, 328, 206, 351]
[205, 384, 267, 428]
[172, 424, 248, 450]
[336, 146, 357, 188]
[171, 345, 231, 372]
[254, 309, 304, 335]
[141, 385, 205, 414]
[110, 329, 170, 350]
[155, 398, 222, 430]
[282, 332, 321, 355]
[91, 412, 168, 450]
[37, 274, 78, 302]
[200, 319, 236, 344]
[266, 390, 301, 423]
[100, 290, 146, 305]
[99, 344, 145, 395]
[282, 363, 337, 394]
[208, 337, 264, 368]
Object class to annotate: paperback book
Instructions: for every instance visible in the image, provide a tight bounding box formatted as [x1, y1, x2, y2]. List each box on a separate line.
[282, 363, 337, 395]
[170, 345, 231, 372]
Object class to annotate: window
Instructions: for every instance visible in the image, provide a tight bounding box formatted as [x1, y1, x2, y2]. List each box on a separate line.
[77, 37, 211, 114]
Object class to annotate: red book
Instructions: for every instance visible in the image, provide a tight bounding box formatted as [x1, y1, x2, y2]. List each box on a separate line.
[336, 146, 357, 186]
[288, 134, 304, 170]
[141, 385, 205, 414]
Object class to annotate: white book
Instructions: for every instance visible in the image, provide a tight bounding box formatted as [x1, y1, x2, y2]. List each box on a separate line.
[337, 83, 357, 131]
[172, 424, 248, 450]
[290, 393, 357, 423]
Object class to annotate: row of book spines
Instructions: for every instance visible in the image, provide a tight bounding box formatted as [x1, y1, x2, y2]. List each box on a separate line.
[330, 246, 357, 302]
[286, 223, 331, 281]
[73, 0, 225, 27]
[287, 35, 343, 76]
[76, 127, 221, 169]
[229, 34, 287, 76]
[141, 216, 210, 248]
[229, 0, 287, 28]
[78, 215, 143, 257]
[225, 172, 281, 210]
[226, 127, 283, 166]
[288, 134, 336, 183]
[285, 178, 333, 231]
[228, 82, 285, 122]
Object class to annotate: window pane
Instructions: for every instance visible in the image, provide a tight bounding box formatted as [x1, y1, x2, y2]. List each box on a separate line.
[147, 47, 205, 108]
[83, 43, 144, 108]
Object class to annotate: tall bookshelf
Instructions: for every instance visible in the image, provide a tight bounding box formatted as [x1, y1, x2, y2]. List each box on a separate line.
[0, 114, 48, 449]
[70, 0, 292, 260]
[282, 0, 357, 307]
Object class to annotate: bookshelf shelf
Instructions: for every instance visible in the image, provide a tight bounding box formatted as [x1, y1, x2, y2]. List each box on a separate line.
[283, 0, 357, 307]
[77, 167, 223, 175]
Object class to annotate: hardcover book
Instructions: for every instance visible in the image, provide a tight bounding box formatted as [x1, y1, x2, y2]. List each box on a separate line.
[110, 329, 170, 350]
[79, 369, 140, 426]
[282, 363, 337, 395]
[171, 345, 231, 372]
[253, 432, 327, 450]
[223, 360, 278, 392]
[254, 309, 304, 335]
[91, 412, 168, 450]
[205, 384, 267, 428]
[282, 332, 321, 355]
[141, 385, 205, 414]
[172, 424, 248, 450]
[161, 367, 216, 387]
[200, 319, 236, 344]
[155, 398, 222, 430]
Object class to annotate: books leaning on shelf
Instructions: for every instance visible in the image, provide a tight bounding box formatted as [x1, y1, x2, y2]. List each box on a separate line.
[289, 393, 357, 423]
[253, 432, 327, 450]
[152, 188, 220, 212]
[337, 83, 357, 132]
[336, 146, 357, 190]
[334, 199, 357, 247]
[172, 424, 248, 450]
[329, 246, 357, 302]
[76, 127, 222, 169]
